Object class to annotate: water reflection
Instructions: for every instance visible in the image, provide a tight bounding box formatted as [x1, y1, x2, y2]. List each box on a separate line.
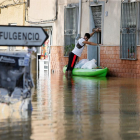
[63, 76, 107, 140]
[1, 72, 140, 140]
[119, 82, 140, 140]
[0, 100, 32, 140]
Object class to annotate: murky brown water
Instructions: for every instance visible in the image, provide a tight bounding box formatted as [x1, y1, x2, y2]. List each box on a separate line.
[1, 71, 140, 140]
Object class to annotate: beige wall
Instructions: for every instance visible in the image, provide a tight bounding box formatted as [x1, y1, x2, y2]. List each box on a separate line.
[27, 0, 56, 23]
[53, 0, 91, 46]
[53, 3, 65, 46]
[81, 2, 90, 37]
[0, 0, 25, 25]
[55, 0, 121, 46]
[0, 0, 26, 50]
[0, 0, 122, 48]
[66, 0, 121, 46]
[53, 0, 121, 46]
[27, 0, 121, 46]
[103, 0, 121, 46]
[28, 0, 58, 46]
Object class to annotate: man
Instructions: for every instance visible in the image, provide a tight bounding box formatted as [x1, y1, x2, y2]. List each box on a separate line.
[65, 28, 100, 76]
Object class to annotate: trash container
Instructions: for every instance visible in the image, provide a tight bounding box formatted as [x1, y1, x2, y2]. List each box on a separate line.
[0, 51, 34, 105]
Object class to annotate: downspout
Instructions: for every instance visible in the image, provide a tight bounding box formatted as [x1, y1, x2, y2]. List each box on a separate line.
[75, 0, 82, 42]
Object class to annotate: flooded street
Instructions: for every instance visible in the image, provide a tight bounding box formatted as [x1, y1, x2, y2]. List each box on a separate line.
[0, 71, 140, 140]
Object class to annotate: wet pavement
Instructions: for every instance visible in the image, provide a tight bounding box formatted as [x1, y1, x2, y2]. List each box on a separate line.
[0, 71, 140, 140]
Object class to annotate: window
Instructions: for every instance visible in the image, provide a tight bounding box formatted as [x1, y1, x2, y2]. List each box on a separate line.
[138, 4, 140, 45]
[120, 2, 137, 60]
[64, 5, 78, 56]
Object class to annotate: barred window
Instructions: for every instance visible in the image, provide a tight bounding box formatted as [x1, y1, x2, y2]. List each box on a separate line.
[64, 6, 78, 56]
[120, 2, 137, 60]
[138, 3, 140, 45]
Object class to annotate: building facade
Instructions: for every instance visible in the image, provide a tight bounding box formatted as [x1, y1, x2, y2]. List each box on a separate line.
[0, 0, 27, 51]
[2, 0, 139, 78]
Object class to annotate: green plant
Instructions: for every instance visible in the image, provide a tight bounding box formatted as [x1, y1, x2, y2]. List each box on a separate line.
[64, 44, 75, 56]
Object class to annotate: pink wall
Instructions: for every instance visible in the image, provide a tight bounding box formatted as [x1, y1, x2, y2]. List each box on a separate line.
[50, 46, 140, 78]
[100, 46, 140, 78]
[50, 46, 87, 73]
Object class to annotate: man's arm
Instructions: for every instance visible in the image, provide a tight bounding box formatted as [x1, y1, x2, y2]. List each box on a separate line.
[90, 28, 99, 37]
[83, 41, 98, 46]
[90, 30, 96, 37]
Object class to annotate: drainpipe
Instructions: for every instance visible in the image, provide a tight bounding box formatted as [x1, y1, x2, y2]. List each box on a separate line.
[75, 0, 82, 42]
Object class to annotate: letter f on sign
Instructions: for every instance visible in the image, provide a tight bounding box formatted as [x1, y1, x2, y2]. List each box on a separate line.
[0, 32, 3, 39]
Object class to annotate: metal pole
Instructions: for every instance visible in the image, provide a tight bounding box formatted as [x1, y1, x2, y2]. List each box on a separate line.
[75, 0, 82, 41]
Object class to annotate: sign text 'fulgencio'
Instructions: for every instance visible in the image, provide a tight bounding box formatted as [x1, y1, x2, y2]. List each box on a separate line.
[0, 32, 40, 41]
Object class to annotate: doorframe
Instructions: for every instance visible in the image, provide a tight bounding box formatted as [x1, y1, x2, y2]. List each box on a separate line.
[90, 1, 105, 45]
[30, 23, 53, 46]
[30, 23, 53, 78]
[89, 1, 105, 66]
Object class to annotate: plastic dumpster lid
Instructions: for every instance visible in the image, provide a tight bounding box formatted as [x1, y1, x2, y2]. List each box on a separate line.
[0, 51, 28, 58]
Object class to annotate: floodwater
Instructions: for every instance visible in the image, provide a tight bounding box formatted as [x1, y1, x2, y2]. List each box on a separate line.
[1, 71, 140, 140]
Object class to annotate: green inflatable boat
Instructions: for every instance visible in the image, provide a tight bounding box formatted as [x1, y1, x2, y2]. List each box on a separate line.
[63, 66, 108, 77]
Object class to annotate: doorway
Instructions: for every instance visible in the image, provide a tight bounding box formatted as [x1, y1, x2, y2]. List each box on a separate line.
[88, 3, 104, 66]
[92, 6, 102, 44]
[36, 27, 52, 77]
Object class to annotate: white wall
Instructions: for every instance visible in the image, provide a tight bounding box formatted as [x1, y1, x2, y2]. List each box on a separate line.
[28, 0, 121, 46]
[0, 0, 26, 50]
[53, 4, 65, 46]
[64, 0, 121, 46]
[0, 1, 25, 25]
[28, 0, 56, 23]
[103, 0, 121, 46]
[81, 2, 90, 37]
[57, 0, 121, 46]
[53, 0, 90, 46]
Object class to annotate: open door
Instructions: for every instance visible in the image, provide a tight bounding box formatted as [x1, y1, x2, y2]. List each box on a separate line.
[88, 6, 102, 66]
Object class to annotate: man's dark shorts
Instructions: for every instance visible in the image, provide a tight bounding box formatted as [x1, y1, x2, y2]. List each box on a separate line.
[66, 52, 78, 71]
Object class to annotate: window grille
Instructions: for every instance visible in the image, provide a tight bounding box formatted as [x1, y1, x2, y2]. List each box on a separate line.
[91, 6, 102, 29]
[120, 2, 137, 60]
[138, 4, 140, 45]
[64, 6, 78, 56]
[91, 6, 102, 44]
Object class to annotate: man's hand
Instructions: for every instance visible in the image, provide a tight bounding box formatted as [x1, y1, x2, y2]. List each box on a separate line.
[95, 28, 99, 32]
[90, 28, 100, 37]
[92, 28, 99, 32]
[98, 44, 102, 46]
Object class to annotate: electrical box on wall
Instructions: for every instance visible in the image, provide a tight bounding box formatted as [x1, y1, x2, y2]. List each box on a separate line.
[105, 11, 108, 17]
